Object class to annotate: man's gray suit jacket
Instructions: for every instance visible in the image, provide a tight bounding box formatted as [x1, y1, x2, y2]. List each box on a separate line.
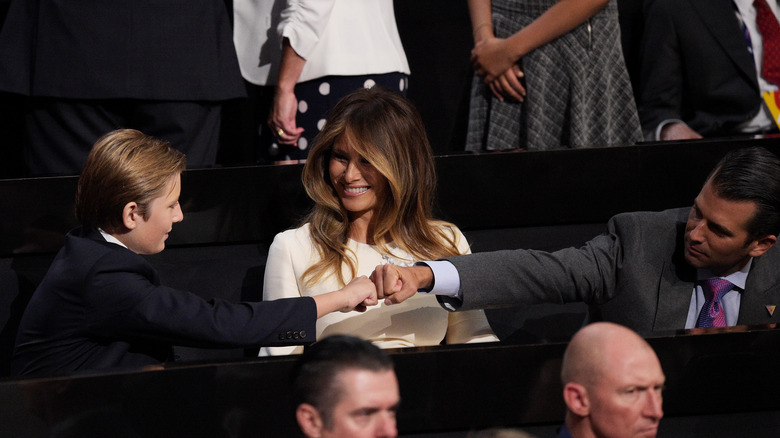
[442, 208, 780, 334]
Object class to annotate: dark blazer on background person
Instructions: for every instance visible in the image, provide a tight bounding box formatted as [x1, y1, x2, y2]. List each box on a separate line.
[0, 0, 244, 100]
[0, 0, 246, 174]
[439, 208, 780, 334]
[638, 0, 763, 138]
[11, 228, 315, 378]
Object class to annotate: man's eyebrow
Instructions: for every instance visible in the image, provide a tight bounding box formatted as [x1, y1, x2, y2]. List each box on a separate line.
[692, 199, 735, 236]
[349, 401, 401, 416]
[707, 219, 734, 237]
[351, 407, 380, 415]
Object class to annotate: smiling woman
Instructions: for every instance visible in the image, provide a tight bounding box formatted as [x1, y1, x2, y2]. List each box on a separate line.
[260, 87, 497, 356]
[328, 137, 387, 226]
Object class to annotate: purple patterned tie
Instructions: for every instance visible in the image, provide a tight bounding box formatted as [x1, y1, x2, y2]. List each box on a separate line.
[696, 278, 735, 328]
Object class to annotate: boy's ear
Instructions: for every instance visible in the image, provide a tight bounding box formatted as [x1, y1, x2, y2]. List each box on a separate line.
[122, 202, 140, 230]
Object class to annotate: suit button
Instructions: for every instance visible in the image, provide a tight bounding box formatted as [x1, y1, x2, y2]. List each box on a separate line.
[278, 333, 285, 340]
[300, 330, 307, 339]
[293, 332, 300, 339]
[286, 331, 293, 339]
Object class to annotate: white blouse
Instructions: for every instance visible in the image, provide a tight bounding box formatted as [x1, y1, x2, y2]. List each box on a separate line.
[260, 223, 497, 356]
[279, 0, 410, 83]
[232, 0, 283, 86]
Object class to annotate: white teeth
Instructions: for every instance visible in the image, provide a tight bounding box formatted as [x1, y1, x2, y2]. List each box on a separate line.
[345, 187, 368, 194]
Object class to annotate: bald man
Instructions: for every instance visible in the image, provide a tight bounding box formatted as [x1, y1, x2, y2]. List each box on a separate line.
[559, 322, 665, 438]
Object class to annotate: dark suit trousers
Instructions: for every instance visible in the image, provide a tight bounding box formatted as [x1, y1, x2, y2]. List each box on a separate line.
[24, 97, 221, 176]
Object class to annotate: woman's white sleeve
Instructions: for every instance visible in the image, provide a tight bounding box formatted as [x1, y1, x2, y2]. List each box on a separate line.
[259, 232, 305, 356]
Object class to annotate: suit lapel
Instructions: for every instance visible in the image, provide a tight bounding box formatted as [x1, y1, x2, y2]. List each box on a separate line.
[655, 259, 696, 331]
[738, 248, 780, 325]
[654, 222, 697, 331]
[689, 0, 759, 85]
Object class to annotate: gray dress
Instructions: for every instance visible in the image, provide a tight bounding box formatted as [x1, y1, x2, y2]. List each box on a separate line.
[466, 0, 641, 151]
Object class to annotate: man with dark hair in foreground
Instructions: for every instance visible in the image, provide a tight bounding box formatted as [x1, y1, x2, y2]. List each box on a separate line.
[292, 335, 400, 438]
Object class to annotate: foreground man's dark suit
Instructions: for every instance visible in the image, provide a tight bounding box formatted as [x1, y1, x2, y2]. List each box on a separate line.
[440, 208, 780, 333]
[12, 229, 315, 377]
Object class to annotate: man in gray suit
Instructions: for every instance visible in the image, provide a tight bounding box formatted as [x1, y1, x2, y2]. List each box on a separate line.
[371, 147, 780, 334]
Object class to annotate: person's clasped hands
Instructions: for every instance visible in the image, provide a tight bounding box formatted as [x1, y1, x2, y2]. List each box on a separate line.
[471, 37, 526, 103]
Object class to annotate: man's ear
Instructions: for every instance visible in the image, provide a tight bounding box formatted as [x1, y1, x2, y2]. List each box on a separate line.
[296, 403, 325, 438]
[748, 234, 777, 258]
[122, 202, 140, 230]
[563, 382, 590, 417]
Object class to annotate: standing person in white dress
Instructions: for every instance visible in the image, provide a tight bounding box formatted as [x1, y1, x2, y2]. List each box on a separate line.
[261, 87, 497, 356]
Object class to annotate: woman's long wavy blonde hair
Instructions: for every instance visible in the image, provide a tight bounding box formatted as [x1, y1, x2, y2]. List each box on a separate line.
[300, 87, 462, 287]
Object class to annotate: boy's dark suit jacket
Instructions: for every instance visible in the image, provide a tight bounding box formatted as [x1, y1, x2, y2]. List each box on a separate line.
[12, 228, 315, 377]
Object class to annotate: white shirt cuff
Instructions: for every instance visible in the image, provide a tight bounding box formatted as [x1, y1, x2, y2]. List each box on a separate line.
[416, 260, 461, 298]
[655, 119, 686, 141]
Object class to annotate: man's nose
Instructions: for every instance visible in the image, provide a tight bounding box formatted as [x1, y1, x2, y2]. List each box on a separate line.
[688, 220, 705, 242]
[375, 413, 397, 438]
[644, 390, 664, 420]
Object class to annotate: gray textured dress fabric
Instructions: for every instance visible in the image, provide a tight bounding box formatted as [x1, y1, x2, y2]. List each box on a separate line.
[466, 0, 641, 151]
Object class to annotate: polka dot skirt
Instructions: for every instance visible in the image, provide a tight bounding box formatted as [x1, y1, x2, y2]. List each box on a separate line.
[269, 72, 408, 162]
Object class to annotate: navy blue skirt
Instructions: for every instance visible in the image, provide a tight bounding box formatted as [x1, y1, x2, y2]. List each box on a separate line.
[268, 72, 408, 162]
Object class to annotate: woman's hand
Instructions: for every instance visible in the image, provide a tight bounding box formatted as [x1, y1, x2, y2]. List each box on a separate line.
[270, 39, 307, 146]
[471, 37, 519, 83]
[488, 64, 526, 102]
[269, 88, 304, 146]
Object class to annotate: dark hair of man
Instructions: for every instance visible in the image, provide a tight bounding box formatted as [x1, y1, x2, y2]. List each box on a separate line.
[707, 146, 780, 240]
[75, 129, 186, 234]
[291, 335, 394, 429]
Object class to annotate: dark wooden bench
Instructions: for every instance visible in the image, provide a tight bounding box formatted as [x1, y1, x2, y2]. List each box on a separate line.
[2, 138, 780, 376]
